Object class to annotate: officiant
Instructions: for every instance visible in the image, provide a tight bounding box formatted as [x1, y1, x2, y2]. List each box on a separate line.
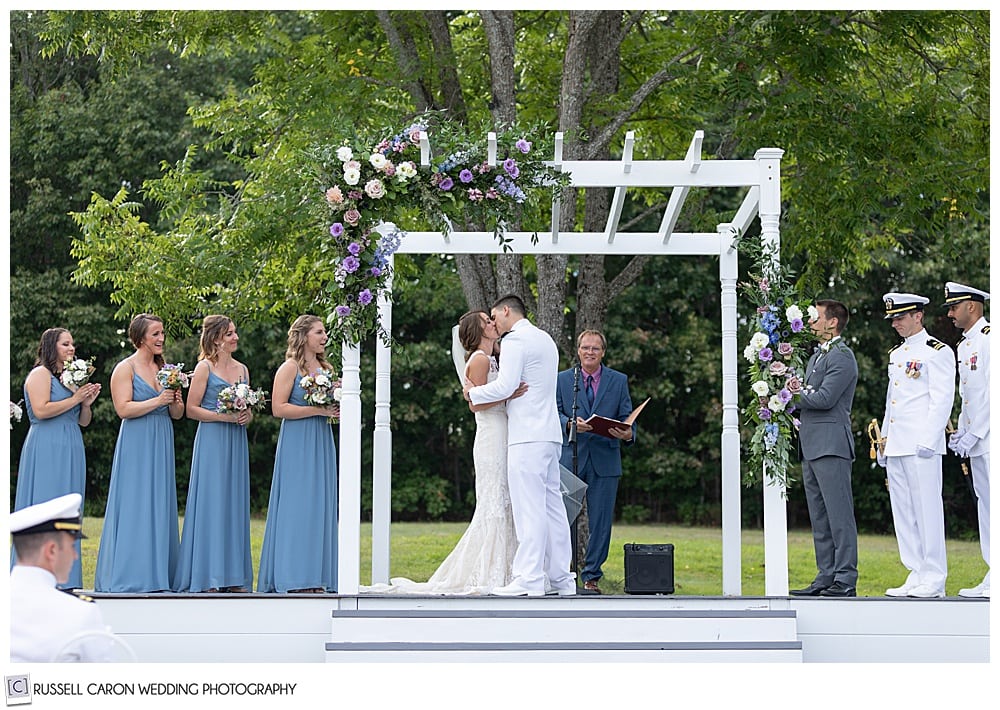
[556, 330, 635, 594]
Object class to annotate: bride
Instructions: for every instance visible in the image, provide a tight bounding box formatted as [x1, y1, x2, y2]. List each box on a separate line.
[365, 310, 523, 594]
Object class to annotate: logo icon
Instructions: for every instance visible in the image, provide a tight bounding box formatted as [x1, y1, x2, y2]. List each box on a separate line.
[5, 675, 31, 706]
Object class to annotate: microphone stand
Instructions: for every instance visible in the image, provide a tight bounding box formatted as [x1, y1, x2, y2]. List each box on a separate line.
[569, 360, 581, 576]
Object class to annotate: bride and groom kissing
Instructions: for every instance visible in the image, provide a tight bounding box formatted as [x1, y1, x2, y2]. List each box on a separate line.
[366, 293, 575, 596]
[463, 294, 577, 597]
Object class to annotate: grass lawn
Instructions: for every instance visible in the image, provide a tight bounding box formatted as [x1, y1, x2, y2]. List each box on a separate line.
[78, 518, 988, 597]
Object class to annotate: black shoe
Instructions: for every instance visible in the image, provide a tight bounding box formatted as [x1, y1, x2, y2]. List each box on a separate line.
[789, 581, 830, 596]
[819, 581, 856, 597]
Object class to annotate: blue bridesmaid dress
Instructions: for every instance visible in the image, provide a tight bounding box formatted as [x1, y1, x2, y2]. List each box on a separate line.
[258, 374, 338, 592]
[94, 373, 179, 592]
[12, 375, 87, 589]
[174, 370, 252, 592]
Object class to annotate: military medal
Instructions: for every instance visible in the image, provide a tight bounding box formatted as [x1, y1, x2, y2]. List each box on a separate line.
[970, 354, 978, 371]
[905, 360, 922, 378]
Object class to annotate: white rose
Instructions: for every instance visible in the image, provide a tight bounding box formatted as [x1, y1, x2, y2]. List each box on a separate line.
[807, 305, 819, 321]
[396, 161, 417, 178]
[752, 381, 770, 397]
[315, 374, 330, 387]
[369, 152, 387, 169]
[343, 167, 361, 186]
[333, 387, 343, 402]
[743, 344, 757, 363]
[768, 394, 786, 413]
[785, 304, 803, 322]
[750, 332, 770, 351]
[336, 146, 353, 162]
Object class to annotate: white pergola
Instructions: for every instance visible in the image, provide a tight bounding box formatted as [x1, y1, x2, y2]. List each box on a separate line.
[336, 130, 789, 597]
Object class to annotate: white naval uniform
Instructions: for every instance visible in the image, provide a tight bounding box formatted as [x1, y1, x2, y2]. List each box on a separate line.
[9, 565, 112, 662]
[881, 328, 956, 592]
[956, 317, 990, 582]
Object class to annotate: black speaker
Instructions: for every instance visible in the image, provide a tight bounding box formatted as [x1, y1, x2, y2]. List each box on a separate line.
[624, 543, 674, 594]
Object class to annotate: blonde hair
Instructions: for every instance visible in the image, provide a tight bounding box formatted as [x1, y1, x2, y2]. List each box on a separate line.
[197, 315, 234, 363]
[286, 315, 330, 373]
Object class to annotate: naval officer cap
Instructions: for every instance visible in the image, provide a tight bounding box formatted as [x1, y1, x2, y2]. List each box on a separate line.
[944, 281, 990, 305]
[883, 292, 929, 319]
[10, 493, 87, 539]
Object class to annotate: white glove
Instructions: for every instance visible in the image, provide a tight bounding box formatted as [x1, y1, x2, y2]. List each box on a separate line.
[948, 429, 966, 453]
[876, 452, 887, 467]
[953, 431, 979, 458]
[916, 445, 936, 459]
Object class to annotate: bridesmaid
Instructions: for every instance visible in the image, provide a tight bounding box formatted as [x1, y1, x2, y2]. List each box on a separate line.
[258, 315, 339, 593]
[95, 314, 183, 592]
[12, 328, 101, 589]
[174, 315, 253, 593]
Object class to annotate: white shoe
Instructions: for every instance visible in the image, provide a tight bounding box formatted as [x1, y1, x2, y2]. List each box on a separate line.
[492, 581, 544, 597]
[544, 573, 577, 596]
[958, 581, 990, 598]
[907, 584, 945, 598]
[885, 581, 917, 597]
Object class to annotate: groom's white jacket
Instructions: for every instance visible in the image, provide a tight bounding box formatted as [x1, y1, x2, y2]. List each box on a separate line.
[468, 318, 563, 445]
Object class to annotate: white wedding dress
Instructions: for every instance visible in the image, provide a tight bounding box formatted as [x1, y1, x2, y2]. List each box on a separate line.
[363, 350, 517, 594]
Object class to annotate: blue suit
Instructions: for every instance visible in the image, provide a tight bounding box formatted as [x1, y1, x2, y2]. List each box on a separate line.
[556, 365, 634, 583]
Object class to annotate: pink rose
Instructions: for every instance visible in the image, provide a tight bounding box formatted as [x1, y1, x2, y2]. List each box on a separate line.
[344, 209, 361, 226]
[364, 179, 385, 199]
[325, 186, 344, 205]
[777, 342, 793, 356]
[768, 361, 787, 376]
[786, 375, 802, 395]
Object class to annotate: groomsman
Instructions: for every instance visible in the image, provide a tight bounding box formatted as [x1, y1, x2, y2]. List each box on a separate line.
[790, 299, 859, 597]
[944, 281, 991, 598]
[878, 292, 955, 598]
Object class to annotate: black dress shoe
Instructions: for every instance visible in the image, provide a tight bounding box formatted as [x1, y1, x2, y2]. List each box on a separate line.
[819, 581, 857, 597]
[789, 581, 830, 596]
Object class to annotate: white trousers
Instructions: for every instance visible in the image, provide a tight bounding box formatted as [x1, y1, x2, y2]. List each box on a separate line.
[886, 455, 947, 590]
[507, 441, 573, 591]
[970, 453, 990, 584]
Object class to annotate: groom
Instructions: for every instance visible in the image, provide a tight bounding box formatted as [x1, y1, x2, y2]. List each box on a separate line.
[464, 294, 575, 596]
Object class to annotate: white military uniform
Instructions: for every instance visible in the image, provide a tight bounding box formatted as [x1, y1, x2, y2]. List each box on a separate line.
[955, 316, 990, 593]
[881, 327, 955, 595]
[9, 565, 111, 663]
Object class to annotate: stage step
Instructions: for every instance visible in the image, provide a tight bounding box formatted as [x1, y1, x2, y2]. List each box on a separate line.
[325, 607, 802, 662]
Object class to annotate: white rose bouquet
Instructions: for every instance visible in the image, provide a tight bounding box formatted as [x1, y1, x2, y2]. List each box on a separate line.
[215, 382, 268, 416]
[299, 369, 342, 407]
[60, 357, 96, 390]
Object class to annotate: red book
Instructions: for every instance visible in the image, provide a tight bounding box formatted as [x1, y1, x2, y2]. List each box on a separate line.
[583, 397, 650, 439]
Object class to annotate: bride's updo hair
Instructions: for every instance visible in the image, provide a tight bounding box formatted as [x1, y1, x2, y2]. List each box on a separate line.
[458, 310, 489, 361]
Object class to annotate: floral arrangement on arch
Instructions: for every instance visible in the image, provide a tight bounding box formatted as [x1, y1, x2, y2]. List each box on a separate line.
[314, 114, 571, 345]
[736, 234, 817, 490]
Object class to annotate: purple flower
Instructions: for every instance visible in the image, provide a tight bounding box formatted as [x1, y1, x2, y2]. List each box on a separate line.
[778, 388, 793, 404]
[758, 347, 773, 362]
[790, 318, 804, 332]
[503, 157, 519, 178]
[370, 266, 382, 277]
[343, 256, 360, 273]
[757, 407, 772, 421]
[459, 169, 474, 183]
[335, 305, 351, 317]
[439, 176, 454, 191]
[358, 289, 373, 306]
[515, 138, 531, 153]
[329, 223, 344, 238]
[348, 242, 362, 256]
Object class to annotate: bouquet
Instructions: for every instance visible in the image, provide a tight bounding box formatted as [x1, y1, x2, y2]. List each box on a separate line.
[157, 363, 192, 390]
[299, 369, 342, 407]
[10, 400, 23, 429]
[215, 382, 268, 416]
[60, 357, 96, 389]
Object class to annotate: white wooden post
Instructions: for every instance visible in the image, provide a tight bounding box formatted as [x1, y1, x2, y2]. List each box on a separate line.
[337, 342, 362, 594]
[755, 147, 788, 596]
[718, 223, 742, 596]
[371, 253, 394, 584]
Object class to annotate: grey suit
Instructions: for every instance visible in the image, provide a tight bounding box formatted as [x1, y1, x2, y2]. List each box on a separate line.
[797, 337, 859, 587]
